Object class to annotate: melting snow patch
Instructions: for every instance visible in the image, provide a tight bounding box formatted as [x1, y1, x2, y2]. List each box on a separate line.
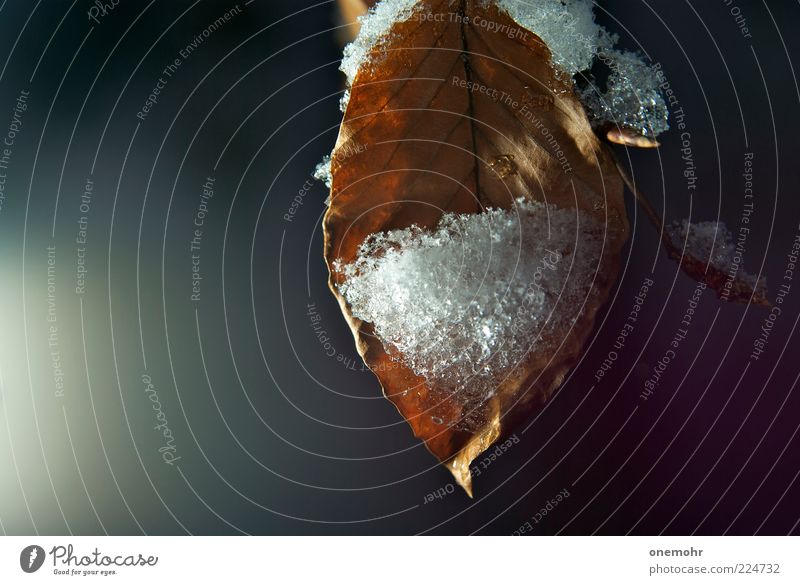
[580, 49, 670, 138]
[313, 155, 333, 189]
[340, 0, 421, 86]
[496, 0, 616, 75]
[335, 199, 604, 428]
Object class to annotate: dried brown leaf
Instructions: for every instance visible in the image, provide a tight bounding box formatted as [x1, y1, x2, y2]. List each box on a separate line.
[324, 0, 628, 494]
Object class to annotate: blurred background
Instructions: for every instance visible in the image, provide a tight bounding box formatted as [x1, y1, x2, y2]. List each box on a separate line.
[0, 0, 798, 535]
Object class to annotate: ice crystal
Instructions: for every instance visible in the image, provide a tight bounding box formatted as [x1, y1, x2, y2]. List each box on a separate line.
[340, 0, 420, 85]
[313, 155, 333, 189]
[496, 0, 669, 137]
[580, 49, 670, 138]
[496, 0, 616, 75]
[335, 199, 604, 429]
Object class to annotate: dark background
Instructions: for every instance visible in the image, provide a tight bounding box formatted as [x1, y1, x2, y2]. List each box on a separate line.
[0, 0, 798, 535]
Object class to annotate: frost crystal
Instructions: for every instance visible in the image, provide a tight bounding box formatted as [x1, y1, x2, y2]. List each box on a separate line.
[497, 0, 669, 137]
[335, 199, 604, 429]
[339, 89, 351, 113]
[496, 0, 615, 75]
[580, 50, 670, 138]
[340, 0, 420, 85]
[668, 219, 766, 294]
[313, 155, 333, 188]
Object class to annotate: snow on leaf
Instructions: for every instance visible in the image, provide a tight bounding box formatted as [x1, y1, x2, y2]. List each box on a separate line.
[337, 199, 603, 434]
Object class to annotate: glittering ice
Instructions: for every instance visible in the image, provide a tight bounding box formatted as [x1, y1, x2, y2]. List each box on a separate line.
[496, 0, 615, 75]
[327, 0, 669, 188]
[313, 155, 333, 189]
[339, 89, 351, 113]
[580, 49, 670, 138]
[340, 0, 420, 85]
[335, 199, 604, 428]
[497, 0, 669, 137]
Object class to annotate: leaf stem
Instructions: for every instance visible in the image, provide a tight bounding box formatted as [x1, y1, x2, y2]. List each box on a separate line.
[612, 154, 681, 261]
